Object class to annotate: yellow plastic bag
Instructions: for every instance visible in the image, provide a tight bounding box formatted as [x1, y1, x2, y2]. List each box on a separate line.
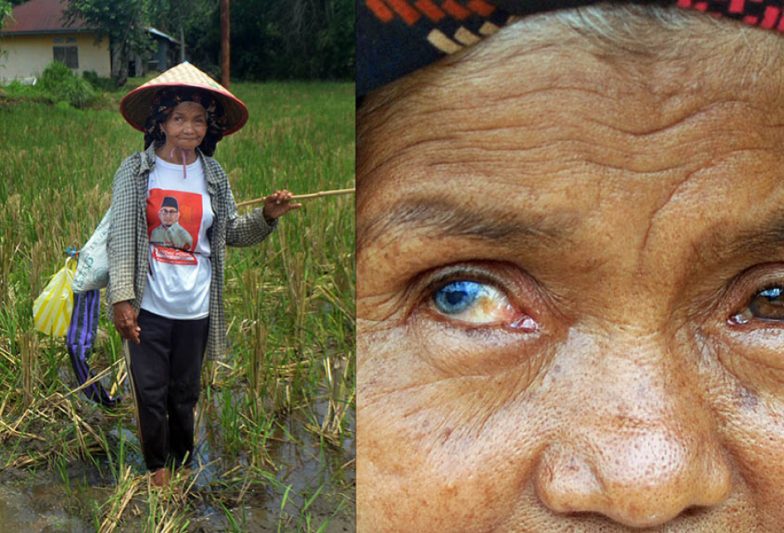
[33, 258, 76, 337]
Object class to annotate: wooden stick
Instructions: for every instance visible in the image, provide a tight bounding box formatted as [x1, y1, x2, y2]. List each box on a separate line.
[237, 187, 355, 208]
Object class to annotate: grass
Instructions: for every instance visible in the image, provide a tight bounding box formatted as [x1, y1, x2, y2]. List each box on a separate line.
[0, 79, 355, 530]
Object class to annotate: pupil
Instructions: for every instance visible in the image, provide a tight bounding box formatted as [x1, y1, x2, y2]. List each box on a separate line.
[434, 281, 480, 314]
[446, 290, 466, 306]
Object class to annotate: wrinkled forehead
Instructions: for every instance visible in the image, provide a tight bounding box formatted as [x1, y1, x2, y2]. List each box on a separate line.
[357, 11, 784, 284]
[171, 100, 207, 116]
[358, 10, 784, 204]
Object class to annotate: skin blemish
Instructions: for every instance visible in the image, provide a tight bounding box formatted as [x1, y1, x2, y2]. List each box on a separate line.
[734, 386, 759, 410]
[441, 428, 453, 443]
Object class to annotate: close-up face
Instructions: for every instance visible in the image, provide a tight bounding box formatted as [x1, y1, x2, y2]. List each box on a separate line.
[159, 205, 178, 226]
[357, 10, 784, 532]
[160, 100, 208, 151]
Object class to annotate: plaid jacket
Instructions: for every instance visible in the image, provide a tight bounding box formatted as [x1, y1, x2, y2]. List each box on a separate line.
[107, 143, 276, 360]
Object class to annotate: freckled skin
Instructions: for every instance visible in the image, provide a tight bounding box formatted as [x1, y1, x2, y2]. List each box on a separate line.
[357, 11, 784, 533]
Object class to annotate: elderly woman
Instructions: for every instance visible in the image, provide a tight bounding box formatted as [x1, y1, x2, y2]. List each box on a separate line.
[358, 1, 784, 531]
[109, 63, 299, 487]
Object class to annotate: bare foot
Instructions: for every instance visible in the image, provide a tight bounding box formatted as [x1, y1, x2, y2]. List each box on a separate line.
[151, 467, 171, 488]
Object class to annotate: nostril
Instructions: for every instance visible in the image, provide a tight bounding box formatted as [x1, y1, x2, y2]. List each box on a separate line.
[562, 506, 709, 528]
[679, 505, 708, 518]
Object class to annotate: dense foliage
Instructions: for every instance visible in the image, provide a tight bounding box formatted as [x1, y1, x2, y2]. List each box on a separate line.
[64, 0, 354, 83]
[182, 0, 355, 80]
[4, 62, 98, 107]
[64, 0, 152, 86]
[0, 1, 12, 43]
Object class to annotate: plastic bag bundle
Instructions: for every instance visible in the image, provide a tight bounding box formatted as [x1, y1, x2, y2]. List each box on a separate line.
[66, 289, 119, 407]
[72, 208, 110, 293]
[33, 258, 76, 337]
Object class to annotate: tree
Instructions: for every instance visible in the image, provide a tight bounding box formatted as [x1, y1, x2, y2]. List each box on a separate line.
[185, 0, 354, 81]
[0, 0, 12, 66]
[0, 1, 12, 28]
[146, 0, 189, 62]
[64, 0, 152, 86]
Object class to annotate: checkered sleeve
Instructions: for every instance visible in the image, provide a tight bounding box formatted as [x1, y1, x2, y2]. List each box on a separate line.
[107, 154, 140, 305]
[216, 163, 278, 247]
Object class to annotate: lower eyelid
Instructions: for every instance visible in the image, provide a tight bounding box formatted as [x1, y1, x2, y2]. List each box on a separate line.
[407, 310, 550, 377]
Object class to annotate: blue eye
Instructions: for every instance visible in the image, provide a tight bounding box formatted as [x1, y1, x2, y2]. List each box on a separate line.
[433, 281, 481, 314]
[750, 286, 784, 319]
[759, 287, 783, 299]
[429, 279, 538, 331]
[731, 285, 784, 325]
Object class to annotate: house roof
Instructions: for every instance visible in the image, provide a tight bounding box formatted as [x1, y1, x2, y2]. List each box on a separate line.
[148, 27, 179, 45]
[1, 0, 93, 35]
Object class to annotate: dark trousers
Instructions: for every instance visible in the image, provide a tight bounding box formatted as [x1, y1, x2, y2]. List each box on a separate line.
[127, 309, 209, 471]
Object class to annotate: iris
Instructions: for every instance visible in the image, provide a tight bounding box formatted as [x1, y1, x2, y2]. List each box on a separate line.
[433, 281, 482, 315]
[749, 286, 784, 320]
[731, 285, 784, 325]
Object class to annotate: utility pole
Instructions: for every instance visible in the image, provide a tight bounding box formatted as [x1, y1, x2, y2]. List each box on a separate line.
[179, 25, 186, 63]
[220, 0, 230, 87]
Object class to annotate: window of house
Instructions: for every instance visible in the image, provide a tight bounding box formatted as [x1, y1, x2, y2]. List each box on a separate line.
[53, 46, 79, 69]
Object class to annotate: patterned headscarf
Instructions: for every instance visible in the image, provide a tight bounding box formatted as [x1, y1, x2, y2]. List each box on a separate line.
[358, 0, 784, 95]
[143, 87, 226, 157]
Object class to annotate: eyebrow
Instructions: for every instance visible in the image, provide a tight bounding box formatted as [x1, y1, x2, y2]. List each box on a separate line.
[704, 215, 784, 261]
[357, 197, 578, 251]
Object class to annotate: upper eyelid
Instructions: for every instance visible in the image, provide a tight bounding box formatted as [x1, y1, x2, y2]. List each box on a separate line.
[694, 263, 784, 327]
[726, 265, 784, 307]
[423, 271, 512, 307]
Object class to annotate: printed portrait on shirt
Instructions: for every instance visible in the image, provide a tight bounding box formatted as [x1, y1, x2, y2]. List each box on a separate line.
[146, 189, 201, 265]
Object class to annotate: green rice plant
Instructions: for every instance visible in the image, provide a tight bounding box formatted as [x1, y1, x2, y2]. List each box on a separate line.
[0, 81, 354, 527]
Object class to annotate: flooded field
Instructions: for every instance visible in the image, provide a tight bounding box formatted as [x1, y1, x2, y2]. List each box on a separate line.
[0, 81, 355, 530]
[0, 405, 353, 531]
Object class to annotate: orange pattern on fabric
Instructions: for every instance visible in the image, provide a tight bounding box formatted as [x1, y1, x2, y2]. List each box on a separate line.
[442, 0, 471, 19]
[467, 0, 495, 16]
[366, 0, 495, 24]
[366, 0, 395, 22]
[386, 0, 422, 24]
[415, 0, 447, 21]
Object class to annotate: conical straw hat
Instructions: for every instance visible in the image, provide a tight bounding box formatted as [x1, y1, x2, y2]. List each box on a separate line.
[120, 62, 249, 135]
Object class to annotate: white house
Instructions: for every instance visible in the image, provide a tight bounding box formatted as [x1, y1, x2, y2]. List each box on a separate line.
[0, 0, 110, 83]
[0, 0, 180, 83]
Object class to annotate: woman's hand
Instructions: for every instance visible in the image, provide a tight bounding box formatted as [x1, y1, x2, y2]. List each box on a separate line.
[262, 190, 302, 221]
[113, 301, 141, 344]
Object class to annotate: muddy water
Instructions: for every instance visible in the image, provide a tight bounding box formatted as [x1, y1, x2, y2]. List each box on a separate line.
[0, 404, 355, 531]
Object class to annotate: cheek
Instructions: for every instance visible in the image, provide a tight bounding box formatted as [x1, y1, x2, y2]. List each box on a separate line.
[358, 323, 553, 531]
[704, 336, 784, 512]
[681, 325, 784, 524]
[709, 383, 784, 525]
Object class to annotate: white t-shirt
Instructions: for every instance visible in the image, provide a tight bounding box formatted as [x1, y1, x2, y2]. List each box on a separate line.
[140, 156, 214, 319]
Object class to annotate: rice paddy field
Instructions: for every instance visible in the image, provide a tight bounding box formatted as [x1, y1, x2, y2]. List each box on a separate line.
[0, 79, 355, 531]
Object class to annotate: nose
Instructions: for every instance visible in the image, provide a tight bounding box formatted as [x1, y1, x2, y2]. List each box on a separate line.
[534, 332, 732, 528]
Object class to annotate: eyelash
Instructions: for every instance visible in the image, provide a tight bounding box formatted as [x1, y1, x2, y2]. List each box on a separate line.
[730, 282, 784, 325]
